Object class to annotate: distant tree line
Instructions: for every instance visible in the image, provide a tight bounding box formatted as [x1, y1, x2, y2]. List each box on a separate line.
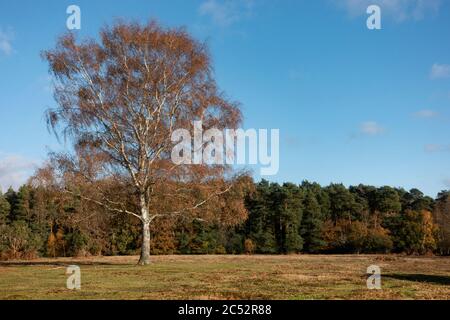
[1, 178, 450, 260]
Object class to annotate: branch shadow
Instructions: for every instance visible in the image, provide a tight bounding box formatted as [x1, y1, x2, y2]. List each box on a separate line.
[384, 273, 450, 286]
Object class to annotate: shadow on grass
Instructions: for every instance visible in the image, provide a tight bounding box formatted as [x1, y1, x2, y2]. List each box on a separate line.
[385, 274, 450, 286]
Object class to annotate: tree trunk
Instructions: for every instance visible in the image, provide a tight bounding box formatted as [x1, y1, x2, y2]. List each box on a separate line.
[138, 220, 151, 265]
[138, 194, 151, 265]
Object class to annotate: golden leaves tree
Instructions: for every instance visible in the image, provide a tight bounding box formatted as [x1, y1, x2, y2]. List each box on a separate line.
[42, 21, 247, 265]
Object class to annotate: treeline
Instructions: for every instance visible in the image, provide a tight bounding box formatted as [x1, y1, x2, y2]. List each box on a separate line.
[1, 180, 450, 259]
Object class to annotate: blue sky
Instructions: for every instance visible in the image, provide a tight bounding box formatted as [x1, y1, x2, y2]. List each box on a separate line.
[0, 0, 450, 197]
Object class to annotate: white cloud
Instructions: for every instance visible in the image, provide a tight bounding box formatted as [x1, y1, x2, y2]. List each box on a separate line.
[0, 154, 37, 191]
[413, 109, 439, 118]
[430, 63, 450, 79]
[199, 0, 254, 27]
[335, 0, 441, 22]
[360, 121, 385, 136]
[424, 144, 450, 153]
[0, 28, 13, 55]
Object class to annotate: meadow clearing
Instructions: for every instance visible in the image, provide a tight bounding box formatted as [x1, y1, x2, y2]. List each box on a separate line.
[0, 255, 449, 300]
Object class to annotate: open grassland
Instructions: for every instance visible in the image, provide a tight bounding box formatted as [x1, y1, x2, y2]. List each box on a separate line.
[0, 255, 449, 300]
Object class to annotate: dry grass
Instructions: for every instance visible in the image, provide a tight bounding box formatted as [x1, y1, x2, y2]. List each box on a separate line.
[0, 255, 449, 300]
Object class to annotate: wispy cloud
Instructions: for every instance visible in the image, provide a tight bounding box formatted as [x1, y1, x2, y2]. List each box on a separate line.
[413, 109, 439, 118]
[37, 75, 54, 93]
[360, 121, 385, 136]
[424, 144, 450, 153]
[430, 63, 450, 79]
[283, 135, 302, 148]
[335, 0, 442, 22]
[288, 69, 303, 81]
[444, 178, 450, 188]
[0, 27, 14, 56]
[0, 154, 37, 191]
[199, 0, 255, 27]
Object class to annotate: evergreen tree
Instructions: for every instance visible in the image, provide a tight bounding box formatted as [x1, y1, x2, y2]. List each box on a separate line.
[225, 226, 245, 254]
[326, 184, 360, 223]
[190, 221, 218, 254]
[6, 185, 32, 223]
[0, 191, 11, 225]
[4, 187, 16, 222]
[349, 184, 375, 221]
[276, 183, 303, 253]
[374, 186, 402, 215]
[402, 188, 434, 212]
[300, 191, 325, 253]
[245, 180, 278, 253]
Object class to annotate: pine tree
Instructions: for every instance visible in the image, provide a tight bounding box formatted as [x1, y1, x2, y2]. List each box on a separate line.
[4, 185, 32, 223]
[300, 191, 325, 253]
[276, 183, 303, 253]
[245, 180, 278, 253]
[326, 184, 360, 223]
[0, 191, 11, 225]
[4, 187, 16, 222]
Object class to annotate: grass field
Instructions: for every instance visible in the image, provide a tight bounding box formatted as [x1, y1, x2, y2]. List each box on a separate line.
[0, 255, 449, 300]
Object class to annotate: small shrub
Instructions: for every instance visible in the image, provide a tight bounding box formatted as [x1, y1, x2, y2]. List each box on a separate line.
[244, 239, 255, 254]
